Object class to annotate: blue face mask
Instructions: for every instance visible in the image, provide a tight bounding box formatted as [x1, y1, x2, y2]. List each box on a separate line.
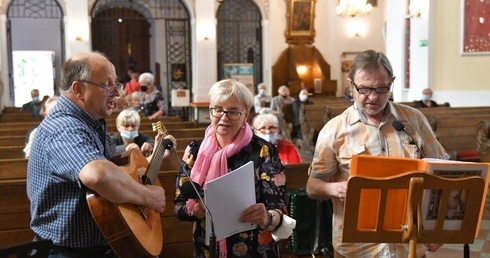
[259, 133, 278, 144]
[421, 94, 430, 101]
[121, 130, 139, 140]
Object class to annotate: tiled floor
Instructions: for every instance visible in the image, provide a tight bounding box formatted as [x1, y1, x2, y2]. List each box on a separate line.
[426, 198, 490, 258]
[298, 150, 490, 258]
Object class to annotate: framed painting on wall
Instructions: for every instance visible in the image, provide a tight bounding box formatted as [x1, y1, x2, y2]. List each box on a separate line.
[461, 0, 490, 55]
[285, 0, 316, 44]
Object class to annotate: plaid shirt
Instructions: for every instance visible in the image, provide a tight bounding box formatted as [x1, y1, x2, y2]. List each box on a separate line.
[27, 95, 117, 248]
[310, 102, 449, 258]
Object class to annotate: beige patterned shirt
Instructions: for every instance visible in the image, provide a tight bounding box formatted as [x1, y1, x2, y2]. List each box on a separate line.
[310, 102, 449, 258]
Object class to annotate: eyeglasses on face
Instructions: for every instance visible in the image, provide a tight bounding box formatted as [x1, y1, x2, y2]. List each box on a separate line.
[78, 80, 124, 96]
[255, 126, 278, 134]
[351, 80, 392, 95]
[209, 107, 244, 121]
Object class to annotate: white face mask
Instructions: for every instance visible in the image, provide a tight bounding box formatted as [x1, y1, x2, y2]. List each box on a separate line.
[299, 95, 308, 102]
[259, 89, 266, 95]
[32, 96, 40, 103]
[259, 133, 278, 144]
[121, 130, 139, 140]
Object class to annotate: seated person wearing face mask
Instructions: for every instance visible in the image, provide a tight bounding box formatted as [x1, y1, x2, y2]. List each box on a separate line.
[252, 108, 302, 165]
[415, 88, 438, 108]
[254, 82, 272, 113]
[21, 89, 43, 118]
[111, 109, 155, 155]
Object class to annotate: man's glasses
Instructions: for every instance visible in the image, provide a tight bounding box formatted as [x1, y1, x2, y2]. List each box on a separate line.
[79, 80, 124, 96]
[209, 107, 244, 121]
[351, 80, 391, 95]
[255, 126, 278, 134]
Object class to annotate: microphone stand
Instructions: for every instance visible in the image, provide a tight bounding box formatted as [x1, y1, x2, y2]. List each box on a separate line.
[392, 121, 426, 159]
[170, 148, 217, 258]
[401, 130, 426, 159]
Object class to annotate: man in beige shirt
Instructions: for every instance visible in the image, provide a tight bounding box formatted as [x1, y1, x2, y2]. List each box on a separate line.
[306, 50, 449, 258]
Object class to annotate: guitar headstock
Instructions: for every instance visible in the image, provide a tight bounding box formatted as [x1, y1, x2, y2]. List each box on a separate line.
[151, 121, 168, 136]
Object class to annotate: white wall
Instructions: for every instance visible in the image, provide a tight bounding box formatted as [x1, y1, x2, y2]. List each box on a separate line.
[430, 0, 490, 107]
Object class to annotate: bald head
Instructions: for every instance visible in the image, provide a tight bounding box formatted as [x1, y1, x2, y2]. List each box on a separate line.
[60, 52, 112, 92]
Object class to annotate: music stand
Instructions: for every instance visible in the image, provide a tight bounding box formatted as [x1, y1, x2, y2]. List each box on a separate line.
[342, 171, 485, 258]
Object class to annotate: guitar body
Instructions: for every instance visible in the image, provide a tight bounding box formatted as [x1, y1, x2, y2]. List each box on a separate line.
[87, 149, 163, 258]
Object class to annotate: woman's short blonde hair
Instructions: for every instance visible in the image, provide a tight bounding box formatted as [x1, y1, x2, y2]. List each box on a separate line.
[209, 79, 254, 109]
[116, 109, 141, 127]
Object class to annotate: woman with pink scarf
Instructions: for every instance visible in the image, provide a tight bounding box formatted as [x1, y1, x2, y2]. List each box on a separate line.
[173, 79, 287, 258]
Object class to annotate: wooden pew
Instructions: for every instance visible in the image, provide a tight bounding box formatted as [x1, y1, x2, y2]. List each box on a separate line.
[0, 120, 196, 137]
[0, 112, 43, 123]
[0, 157, 312, 257]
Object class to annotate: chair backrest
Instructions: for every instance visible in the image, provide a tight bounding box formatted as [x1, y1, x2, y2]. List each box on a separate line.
[0, 240, 53, 258]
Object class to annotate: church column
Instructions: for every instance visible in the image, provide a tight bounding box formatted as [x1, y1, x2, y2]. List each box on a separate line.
[0, 14, 9, 108]
[192, 0, 218, 123]
[64, 0, 91, 58]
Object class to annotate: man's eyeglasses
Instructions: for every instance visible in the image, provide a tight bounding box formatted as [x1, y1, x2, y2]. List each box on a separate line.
[255, 126, 278, 134]
[209, 107, 244, 121]
[351, 81, 392, 95]
[78, 80, 124, 96]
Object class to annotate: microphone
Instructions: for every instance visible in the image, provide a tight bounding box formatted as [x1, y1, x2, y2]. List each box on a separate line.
[168, 147, 217, 258]
[392, 120, 425, 158]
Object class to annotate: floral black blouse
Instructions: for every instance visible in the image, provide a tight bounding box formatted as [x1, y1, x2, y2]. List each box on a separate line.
[173, 135, 287, 258]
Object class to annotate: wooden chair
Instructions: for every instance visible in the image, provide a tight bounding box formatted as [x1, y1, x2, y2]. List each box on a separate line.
[343, 171, 485, 258]
[477, 120, 490, 163]
[0, 239, 53, 258]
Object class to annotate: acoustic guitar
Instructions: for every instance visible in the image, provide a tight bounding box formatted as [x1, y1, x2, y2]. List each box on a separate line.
[87, 122, 168, 258]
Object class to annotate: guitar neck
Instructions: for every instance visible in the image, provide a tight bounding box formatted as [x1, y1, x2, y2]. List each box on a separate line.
[143, 131, 168, 185]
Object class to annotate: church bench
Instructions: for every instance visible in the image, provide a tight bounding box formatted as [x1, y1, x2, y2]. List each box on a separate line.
[0, 137, 195, 160]
[1, 107, 23, 113]
[427, 114, 490, 160]
[0, 111, 181, 123]
[0, 162, 311, 258]
[0, 120, 198, 137]
[0, 112, 43, 123]
[0, 119, 195, 132]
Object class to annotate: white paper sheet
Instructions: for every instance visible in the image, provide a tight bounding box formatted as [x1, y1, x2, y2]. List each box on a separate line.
[204, 161, 257, 244]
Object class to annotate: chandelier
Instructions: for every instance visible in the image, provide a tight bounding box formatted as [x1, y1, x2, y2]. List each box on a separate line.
[336, 0, 372, 17]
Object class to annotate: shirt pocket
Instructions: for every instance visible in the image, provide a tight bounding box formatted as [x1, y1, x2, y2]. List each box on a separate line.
[338, 144, 366, 162]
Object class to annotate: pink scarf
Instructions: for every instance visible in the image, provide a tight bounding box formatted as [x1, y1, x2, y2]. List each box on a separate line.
[186, 123, 253, 258]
